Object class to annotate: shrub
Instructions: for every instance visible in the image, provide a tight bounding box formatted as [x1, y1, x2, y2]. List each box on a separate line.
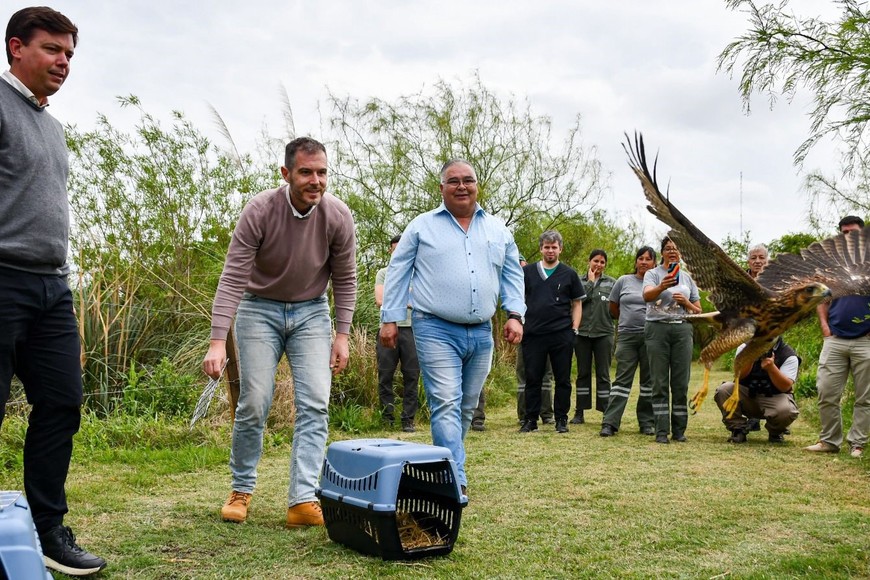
[121, 357, 199, 418]
[0, 415, 26, 472]
[793, 373, 818, 399]
[485, 341, 520, 409]
[331, 327, 379, 409]
[330, 403, 384, 434]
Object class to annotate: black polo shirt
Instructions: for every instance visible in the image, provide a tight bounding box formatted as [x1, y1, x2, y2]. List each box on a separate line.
[523, 261, 585, 336]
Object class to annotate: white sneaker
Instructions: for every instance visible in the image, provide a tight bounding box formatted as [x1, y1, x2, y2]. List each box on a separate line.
[850, 446, 864, 458]
[803, 441, 839, 453]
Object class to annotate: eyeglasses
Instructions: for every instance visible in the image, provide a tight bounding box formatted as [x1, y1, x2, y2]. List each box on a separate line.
[663, 246, 679, 252]
[443, 177, 477, 188]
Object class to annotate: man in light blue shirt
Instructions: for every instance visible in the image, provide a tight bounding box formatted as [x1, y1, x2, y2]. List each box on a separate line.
[380, 158, 525, 496]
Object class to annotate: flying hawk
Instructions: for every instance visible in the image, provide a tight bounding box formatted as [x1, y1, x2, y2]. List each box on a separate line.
[622, 133, 870, 417]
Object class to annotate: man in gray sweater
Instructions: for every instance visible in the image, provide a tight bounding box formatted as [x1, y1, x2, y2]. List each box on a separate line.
[1, 6, 106, 576]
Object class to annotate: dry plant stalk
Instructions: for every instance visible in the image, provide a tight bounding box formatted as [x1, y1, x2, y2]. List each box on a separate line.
[396, 511, 447, 550]
[362, 520, 376, 540]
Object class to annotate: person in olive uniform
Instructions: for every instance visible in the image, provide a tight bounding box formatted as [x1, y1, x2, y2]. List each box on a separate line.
[571, 249, 616, 424]
[600, 246, 657, 436]
[642, 237, 701, 444]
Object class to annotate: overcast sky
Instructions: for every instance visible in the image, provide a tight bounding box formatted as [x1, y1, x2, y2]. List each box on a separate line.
[6, 0, 845, 248]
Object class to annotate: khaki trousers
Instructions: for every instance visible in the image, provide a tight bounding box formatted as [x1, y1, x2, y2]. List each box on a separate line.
[816, 335, 870, 449]
[714, 382, 799, 435]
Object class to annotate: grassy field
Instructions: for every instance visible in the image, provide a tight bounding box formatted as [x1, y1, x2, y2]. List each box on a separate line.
[2, 364, 869, 579]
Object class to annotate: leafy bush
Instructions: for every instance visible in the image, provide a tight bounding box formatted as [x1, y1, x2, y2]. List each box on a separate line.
[331, 327, 379, 409]
[793, 373, 818, 399]
[75, 408, 224, 450]
[66, 98, 271, 409]
[485, 340, 521, 410]
[330, 403, 381, 434]
[121, 357, 199, 418]
[0, 415, 26, 472]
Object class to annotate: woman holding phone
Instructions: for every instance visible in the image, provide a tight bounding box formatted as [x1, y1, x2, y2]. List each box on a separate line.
[642, 236, 701, 444]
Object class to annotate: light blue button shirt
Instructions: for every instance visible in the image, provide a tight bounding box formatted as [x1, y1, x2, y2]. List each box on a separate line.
[381, 203, 525, 324]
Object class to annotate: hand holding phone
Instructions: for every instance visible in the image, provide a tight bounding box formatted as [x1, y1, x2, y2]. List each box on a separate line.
[667, 262, 680, 284]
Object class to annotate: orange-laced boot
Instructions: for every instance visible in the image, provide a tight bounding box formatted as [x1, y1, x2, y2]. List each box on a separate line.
[286, 501, 324, 528]
[221, 491, 252, 523]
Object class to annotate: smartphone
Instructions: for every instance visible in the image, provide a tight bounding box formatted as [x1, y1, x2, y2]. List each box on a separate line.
[667, 262, 680, 284]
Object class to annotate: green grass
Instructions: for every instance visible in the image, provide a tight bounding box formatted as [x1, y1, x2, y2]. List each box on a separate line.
[2, 364, 869, 579]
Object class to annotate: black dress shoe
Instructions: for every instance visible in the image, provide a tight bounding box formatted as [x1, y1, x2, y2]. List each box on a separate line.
[569, 412, 585, 425]
[655, 434, 670, 444]
[599, 424, 616, 437]
[40, 525, 107, 577]
[672, 433, 687, 442]
[728, 430, 747, 443]
[768, 432, 785, 443]
[519, 420, 538, 433]
[555, 418, 569, 433]
[640, 426, 655, 435]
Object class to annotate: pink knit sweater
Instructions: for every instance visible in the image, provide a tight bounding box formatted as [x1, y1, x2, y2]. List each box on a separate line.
[209, 185, 357, 339]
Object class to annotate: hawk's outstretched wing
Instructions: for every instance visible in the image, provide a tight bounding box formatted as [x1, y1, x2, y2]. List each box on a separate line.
[623, 133, 772, 312]
[757, 227, 870, 299]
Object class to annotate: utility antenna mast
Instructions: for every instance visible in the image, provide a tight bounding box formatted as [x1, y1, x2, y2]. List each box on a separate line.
[739, 171, 743, 238]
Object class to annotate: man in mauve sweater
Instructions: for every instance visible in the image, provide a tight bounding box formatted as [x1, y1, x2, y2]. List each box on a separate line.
[1, 7, 107, 576]
[203, 137, 357, 528]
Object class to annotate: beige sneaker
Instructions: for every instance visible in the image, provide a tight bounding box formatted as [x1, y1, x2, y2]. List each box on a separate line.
[286, 501, 324, 528]
[850, 446, 864, 458]
[221, 491, 252, 523]
[803, 441, 839, 453]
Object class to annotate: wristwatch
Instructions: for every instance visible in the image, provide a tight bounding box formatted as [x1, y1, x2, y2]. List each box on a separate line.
[507, 312, 524, 325]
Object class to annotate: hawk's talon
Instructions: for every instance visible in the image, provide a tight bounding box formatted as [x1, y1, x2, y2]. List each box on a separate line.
[689, 368, 711, 415]
[689, 385, 708, 414]
[722, 386, 741, 418]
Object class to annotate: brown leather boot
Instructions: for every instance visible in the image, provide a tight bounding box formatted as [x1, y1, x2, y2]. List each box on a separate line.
[286, 501, 324, 528]
[221, 491, 252, 523]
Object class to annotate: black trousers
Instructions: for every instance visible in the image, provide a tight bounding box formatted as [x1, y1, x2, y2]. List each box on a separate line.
[0, 266, 83, 533]
[522, 329, 575, 421]
[375, 326, 420, 421]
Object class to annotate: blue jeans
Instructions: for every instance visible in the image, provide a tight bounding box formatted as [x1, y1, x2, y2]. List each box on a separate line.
[231, 293, 332, 506]
[412, 312, 493, 486]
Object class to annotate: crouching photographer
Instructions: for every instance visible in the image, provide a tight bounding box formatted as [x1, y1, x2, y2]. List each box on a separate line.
[714, 337, 800, 444]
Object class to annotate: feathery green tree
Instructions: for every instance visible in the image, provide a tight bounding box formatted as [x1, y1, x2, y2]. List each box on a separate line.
[720, 0, 870, 226]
